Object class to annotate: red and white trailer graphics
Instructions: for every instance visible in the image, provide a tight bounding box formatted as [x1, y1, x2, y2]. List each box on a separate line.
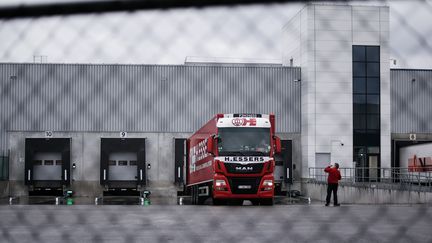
[187, 114, 281, 205]
[399, 143, 432, 172]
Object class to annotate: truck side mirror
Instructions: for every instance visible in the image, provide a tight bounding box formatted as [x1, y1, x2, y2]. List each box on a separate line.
[206, 137, 214, 154]
[274, 136, 281, 154]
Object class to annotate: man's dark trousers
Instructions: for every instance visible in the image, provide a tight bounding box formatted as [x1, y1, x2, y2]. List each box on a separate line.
[326, 183, 338, 205]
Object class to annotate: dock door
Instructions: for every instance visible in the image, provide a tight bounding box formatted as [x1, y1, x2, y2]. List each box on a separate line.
[100, 138, 146, 192]
[25, 138, 71, 194]
[274, 140, 292, 195]
[174, 138, 187, 186]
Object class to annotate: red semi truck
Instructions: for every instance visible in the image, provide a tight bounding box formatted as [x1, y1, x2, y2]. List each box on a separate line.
[187, 113, 281, 205]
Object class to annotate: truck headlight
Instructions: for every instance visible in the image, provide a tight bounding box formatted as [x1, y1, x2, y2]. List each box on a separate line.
[262, 180, 273, 191]
[215, 179, 228, 191]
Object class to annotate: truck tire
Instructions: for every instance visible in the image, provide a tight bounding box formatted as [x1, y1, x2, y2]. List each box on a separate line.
[191, 186, 196, 205]
[197, 196, 206, 205]
[260, 198, 274, 206]
[229, 199, 243, 206]
[250, 199, 260, 206]
[194, 186, 199, 205]
[196, 186, 205, 205]
[213, 198, 225, 206]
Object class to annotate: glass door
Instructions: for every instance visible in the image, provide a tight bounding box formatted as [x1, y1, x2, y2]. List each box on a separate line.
[368, 155, 379, 182]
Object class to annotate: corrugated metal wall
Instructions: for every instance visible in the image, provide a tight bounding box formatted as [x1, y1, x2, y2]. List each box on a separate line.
[0, 63, 301, 151]
[391, 69, 432, 134]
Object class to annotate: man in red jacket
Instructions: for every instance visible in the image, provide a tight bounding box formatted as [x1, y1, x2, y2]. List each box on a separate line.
[324, 163, 342, 206]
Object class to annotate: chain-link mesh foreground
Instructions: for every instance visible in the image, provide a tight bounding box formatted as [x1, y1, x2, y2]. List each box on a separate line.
[1, 1, 432, 242]
[0, 204, 431, 243]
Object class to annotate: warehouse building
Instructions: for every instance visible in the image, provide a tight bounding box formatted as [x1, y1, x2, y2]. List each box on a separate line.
[0, 3, 431, 201]
[283, 4, 391, 178]
[0, 64, 301, 199]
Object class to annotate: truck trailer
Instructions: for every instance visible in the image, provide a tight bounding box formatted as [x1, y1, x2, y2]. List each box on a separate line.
[186, 114, 281, 205]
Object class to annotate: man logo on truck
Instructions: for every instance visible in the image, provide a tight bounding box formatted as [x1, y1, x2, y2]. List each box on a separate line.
[232, 118, 257, 126]
[235, 166, 254, 171]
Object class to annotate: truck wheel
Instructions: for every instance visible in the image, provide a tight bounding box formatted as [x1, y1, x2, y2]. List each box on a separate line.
[250, 199, 260, 206]
[260, 198, 274, 206]
[196, 187, 204, 205]
[191, 186, 196, 205]
[197, 196, 206, 205]
[229, 199, 243, 206]
[194, 186, 199, 205]
[213, 198, 225, 206]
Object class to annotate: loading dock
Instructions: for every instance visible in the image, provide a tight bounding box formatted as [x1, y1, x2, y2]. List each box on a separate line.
[174, 138, 187, 186]
[25, 138, 71, 195]
[392, 140, 432, 183]
[274, 140, 293, 195]
[175, 138, 189, 198]
[100, 138, 146, 195]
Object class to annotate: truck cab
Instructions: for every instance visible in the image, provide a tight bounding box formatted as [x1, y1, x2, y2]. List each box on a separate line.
[188, 113, 281, 205]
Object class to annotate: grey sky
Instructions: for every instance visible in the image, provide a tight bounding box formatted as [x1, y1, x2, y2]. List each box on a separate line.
[0, 0, 431, 69]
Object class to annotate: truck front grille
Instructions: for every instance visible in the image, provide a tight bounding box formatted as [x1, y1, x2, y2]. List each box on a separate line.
[228, 177, 261, 194]
[224, 163, 264, 174]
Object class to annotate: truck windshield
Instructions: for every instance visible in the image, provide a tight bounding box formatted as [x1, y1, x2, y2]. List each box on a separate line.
[217, 128, 271, 156]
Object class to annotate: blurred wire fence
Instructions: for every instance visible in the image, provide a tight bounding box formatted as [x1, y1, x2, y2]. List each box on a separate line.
[0, 0, 430, 67]
[0, 0, 303, 64]
[0, 204, 431, 243]
[0, 0, 430, 133]
[0, 1, 432, 242]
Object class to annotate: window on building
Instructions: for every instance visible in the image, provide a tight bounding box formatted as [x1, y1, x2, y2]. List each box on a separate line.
[353, 78, 366, 93]
[354, 95, 366, 113]
[354, 114, 366, 130]
[367, 78, 380, 94]
[366, 46, 380, 62]
[367, 114, 380, 130]
[33, 160, 42, 166]
[44, 160, 54, 166]
[366, 95, 380, 114]
[353, 47, 366, 61]
[353, 62, 366, 77]
[118, 161, 128, 166]
[353, 45, 381, 178]
[367, 63, 380, 77]
[129, 161, 137, 166]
